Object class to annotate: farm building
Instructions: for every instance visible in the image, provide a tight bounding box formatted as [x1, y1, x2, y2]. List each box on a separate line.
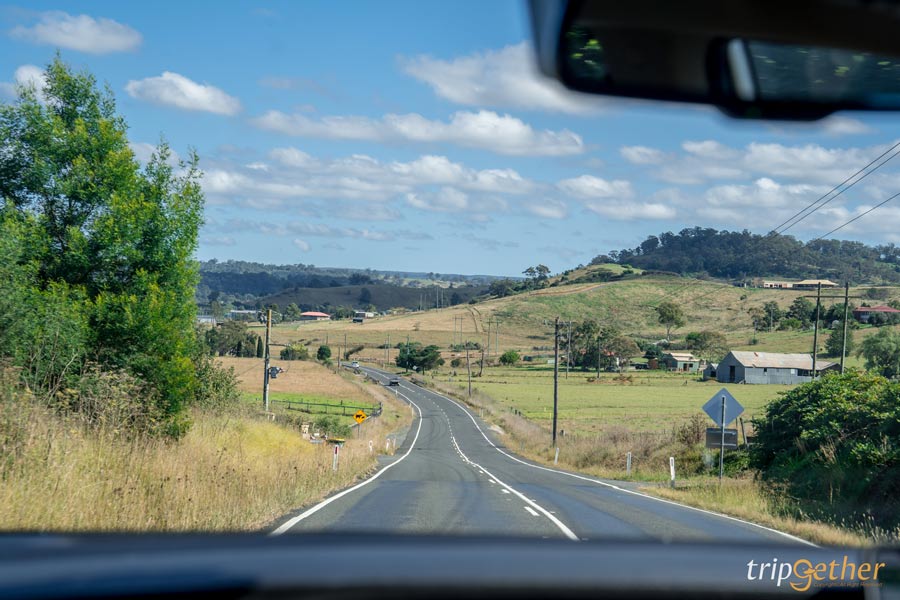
[702, 363, 718, 381]
[852, 305, 900, 323]
[662, 352, 700, 373]
[794, 279, 838, 289]
[299, 311, 331, 321]
[762, 281, 794, 289]
[717, 351, 838, 384]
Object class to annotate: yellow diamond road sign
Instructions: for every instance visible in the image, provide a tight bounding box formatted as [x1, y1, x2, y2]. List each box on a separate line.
[354, 409, 367, 424]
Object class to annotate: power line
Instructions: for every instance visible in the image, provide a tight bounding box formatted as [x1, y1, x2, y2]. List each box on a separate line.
[808, 190, 900, 244]
[772, 139, 900, 234]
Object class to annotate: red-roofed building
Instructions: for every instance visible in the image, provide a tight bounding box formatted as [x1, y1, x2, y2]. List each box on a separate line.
[299, 311, 331, 321]
[853, 305, 900, 323]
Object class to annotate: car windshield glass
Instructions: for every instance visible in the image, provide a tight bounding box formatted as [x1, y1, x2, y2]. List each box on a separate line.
[2, 0, 899, 556]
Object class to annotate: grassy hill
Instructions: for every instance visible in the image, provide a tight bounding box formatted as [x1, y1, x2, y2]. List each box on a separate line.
[264, 273, 900, 367]
[260, 282, 487, 313]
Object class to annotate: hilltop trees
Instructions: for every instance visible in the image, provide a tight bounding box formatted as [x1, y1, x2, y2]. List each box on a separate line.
[857, 329, 900, 378]
[0, 56, 225, 434]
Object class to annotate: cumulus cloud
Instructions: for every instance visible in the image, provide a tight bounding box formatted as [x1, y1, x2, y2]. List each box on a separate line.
[583, 200, 676, 221]
[11, 11, 141, 54]
[401, 42, 602, 115]
[251, 109, 584, 156]
[620, 145, 664, 165]
[524, 199, 568, 220]
[557, 175, 634, 199]
[292, 239, 311, 251]
[0, 64, 46, 100]
[125, 72, 241, 115]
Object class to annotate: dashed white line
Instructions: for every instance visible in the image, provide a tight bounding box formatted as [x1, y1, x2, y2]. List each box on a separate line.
[524, 506, 540, 517]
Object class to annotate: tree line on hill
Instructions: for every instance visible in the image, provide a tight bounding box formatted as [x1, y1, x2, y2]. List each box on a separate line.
[595, 227, 900, 283]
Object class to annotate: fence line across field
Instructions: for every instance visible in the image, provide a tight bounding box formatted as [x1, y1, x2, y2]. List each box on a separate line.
[274, 399, 383, 417]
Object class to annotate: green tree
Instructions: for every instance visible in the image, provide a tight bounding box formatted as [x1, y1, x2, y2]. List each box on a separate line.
[499, 350, 520, 365]
[283, 302, 301, 321]
[0, 57, 207, 431]
[857, 328, 900, 378]
[762, 301, 784, 331]
[280, 345, 308, 360]
[787, 297, 815, 327]
[256, 336, 264, 358]
[358, 287, 372, 305]
[606, 336, 640, 372]
[655, 300, 686, 339]
[825, 325, 854, 359]
[685, 330, 729, 362]
[317, 345, 332, 361]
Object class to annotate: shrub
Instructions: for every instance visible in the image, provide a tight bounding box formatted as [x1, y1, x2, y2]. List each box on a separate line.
[313, 415, 352, 438]
[280, 345, 309, 361]
[316, 345, 332, 361]
[499, 350, 520, 366]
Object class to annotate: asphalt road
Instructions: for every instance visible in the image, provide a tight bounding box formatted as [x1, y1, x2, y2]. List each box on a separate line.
[274, 368, 811, 545]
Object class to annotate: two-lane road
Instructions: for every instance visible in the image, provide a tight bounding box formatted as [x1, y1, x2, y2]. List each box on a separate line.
[274, 368, 811, 545]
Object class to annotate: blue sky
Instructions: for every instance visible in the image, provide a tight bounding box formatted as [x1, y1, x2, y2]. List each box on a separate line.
[3, 2, 900, 276]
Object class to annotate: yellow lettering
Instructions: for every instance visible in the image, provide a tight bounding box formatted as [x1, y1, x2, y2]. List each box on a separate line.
[792, 560, 814, 592]
[858, 563, 871, 581]
[841, 555, 856, 580]
[874, 563, 885, 580]
[813, 563, 827, 581]
[828, 560, 838, 580]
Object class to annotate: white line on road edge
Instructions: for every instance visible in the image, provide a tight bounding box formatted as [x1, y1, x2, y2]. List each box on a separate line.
[270, 384, 423, 536]
[409, 381, 818, 548]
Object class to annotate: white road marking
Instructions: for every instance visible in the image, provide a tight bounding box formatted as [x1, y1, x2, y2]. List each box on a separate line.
[270, 384, 423, 536]
[501, 489, 510, 494]
[407, 380, 818, 548]
[524, 506, 539, 517]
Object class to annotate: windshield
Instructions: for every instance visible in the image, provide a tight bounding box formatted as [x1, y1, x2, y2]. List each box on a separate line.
[2, 0, 900, 555]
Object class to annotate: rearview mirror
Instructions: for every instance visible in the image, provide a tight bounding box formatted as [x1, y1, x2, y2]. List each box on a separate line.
[530, 0, 900, 119]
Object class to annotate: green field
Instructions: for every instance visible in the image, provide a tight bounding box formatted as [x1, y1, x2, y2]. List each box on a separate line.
[443, 364, 791, 434]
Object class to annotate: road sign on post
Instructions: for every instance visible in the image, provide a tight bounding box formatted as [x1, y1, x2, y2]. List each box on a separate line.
[353, 410, 368, 424]
[702, 389, 744, 481]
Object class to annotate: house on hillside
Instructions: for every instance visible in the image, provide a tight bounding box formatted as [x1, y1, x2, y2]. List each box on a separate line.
[662, 352, 700, 373]
[853, 305, 900, 324]
[717, 351, 838, 384]
[299, 311, 331, 321]
[354, 310, 375, 319]
[702, 362, 718, 381]
[794, 279, 838, 289]
[762, 281, 794, 289]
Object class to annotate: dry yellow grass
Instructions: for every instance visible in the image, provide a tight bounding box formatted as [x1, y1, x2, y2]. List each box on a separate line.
[0, 358, 412, 532]
[643, 479, 879, 547]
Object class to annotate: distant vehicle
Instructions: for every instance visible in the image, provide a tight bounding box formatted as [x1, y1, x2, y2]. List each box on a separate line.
[351, 361, 360, 368]
[388, 377, 400, 386]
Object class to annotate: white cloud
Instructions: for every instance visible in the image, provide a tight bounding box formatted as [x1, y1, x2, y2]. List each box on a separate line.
[682, 140, 739, 160]
[401, 42, 602, 115]
[583, 200, 676, 221]
[125, 72, 241, 116]
[200, 235, 236, 247]
[129, 141, 180, 166]
[292, 239, 311, 251]
[557, 175, 634, 199]
[620, 146, 664, 165]
[10, 11, 141, 54]
[0, 64, 46, 100]
[406, 187, 470, 212]
[251, 109, 584, 156]
[524, 199, 568, 220]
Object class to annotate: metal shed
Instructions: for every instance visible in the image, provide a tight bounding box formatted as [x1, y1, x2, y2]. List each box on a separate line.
[717, 351, 837, 385]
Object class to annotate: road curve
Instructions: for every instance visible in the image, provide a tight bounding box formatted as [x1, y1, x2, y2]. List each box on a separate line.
[274, 368, 811, 545]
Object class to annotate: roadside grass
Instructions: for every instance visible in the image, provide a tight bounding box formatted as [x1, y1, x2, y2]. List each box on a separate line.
[0, 360, 412, 532]
[642, 478, 894, 547]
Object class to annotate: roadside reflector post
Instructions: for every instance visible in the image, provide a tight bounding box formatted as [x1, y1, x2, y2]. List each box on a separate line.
[554, 447, 560, 465]
[626, 452, 632, 476]
[669, 456, 676, 488]
[332, 444, 339, 472]
[719, 395, 726, 481]
[368, 440, 373, 454]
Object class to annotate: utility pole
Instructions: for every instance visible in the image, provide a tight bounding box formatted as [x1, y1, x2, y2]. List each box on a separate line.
[465, 341, 472, 398]
[565, 321, 571, 379]
[552, 317, 560, 447]
[386, 334, 391, 368]
[841, 282, 850, 374]
[811, 282, 821, 379]
[485, 320, 492, 357]
[495, 320, 500, 356]
[263, 308, 272, 413]
[597, 336, 602, 379]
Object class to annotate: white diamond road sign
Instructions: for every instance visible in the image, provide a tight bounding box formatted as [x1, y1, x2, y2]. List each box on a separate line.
[702, 388, 744, 427]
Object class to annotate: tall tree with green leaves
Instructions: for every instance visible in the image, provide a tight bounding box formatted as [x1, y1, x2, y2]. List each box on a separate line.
[0, 57, 205, 433]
